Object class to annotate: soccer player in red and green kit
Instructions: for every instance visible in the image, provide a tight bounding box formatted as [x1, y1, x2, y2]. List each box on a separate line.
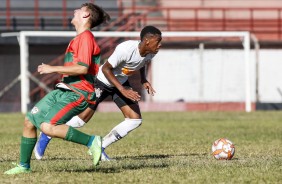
[4, 3, 110, 175]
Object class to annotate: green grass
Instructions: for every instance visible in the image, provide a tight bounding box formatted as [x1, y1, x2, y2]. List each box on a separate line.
[0, 112, 281, 183]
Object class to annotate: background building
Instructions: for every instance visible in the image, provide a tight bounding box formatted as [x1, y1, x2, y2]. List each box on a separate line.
[1, 0, 282, 112]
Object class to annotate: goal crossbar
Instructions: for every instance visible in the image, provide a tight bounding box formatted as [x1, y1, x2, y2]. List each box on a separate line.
[1, 31, 251, 113]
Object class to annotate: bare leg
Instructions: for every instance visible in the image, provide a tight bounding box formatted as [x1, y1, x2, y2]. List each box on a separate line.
[15, 118, 37, 169]
[23, 117, 37, 138]
[34, 107, 96, 160]
[120, 103, 142, 119]
[40, 122, 97, 148]
[40, 123, 69, 138]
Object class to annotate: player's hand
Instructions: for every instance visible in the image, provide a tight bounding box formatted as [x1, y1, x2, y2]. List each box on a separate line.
[120, 87, 141, 102]
[38, 63, 54, 74]
[142, 82, 156, 96]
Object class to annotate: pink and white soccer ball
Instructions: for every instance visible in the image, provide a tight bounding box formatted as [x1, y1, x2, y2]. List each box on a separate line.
[212, 138, 235, 160]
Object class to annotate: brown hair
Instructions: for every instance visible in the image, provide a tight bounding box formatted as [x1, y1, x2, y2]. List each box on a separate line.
[81, 3, 111, 28]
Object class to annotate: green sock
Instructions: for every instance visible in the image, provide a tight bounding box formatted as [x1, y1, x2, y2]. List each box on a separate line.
[20, 136, 37, 168]
[65, 126, 91, 146]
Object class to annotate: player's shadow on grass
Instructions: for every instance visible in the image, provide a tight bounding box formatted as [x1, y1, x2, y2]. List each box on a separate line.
[53, 153, 208, 174]
[114, 152, 208, 161]
[30, 152, 207, 163]
[56, 161, 170, 174]
[29, 152, 209, 174]
[57, 162, 169, 173]
[115, 153, 170, 160]
[54, 154, 172, 173]
[37, 157, 90, 161]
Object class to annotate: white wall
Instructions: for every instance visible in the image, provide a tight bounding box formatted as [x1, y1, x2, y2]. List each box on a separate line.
[151, 49, 282, 103]
[259, 50, 282, 102]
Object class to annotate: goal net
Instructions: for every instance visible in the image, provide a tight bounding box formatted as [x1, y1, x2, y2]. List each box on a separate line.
[0, 31, 252, 113]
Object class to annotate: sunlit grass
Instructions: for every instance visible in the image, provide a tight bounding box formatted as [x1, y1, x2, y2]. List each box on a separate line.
[0, 111, 281, 183]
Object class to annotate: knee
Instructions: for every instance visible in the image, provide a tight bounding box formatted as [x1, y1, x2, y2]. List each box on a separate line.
[40, 123, 55, 137]
[24, 118, 36, 130]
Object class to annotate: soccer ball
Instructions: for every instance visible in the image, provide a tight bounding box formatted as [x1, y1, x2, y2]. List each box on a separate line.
[212, 138, 235, 160]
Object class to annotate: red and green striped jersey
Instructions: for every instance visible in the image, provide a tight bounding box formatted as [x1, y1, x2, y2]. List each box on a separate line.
[62, 30, 100, 102]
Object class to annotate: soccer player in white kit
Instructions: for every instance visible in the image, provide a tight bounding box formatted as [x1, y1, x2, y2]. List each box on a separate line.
[34, 25, 162, 161]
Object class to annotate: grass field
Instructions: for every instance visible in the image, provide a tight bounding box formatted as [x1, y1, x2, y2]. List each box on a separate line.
[0, 111, 281, 183]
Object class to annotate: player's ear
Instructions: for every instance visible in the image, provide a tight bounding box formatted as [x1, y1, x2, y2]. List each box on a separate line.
[83, 13, 90, 18]
[145, 38, 150, 45]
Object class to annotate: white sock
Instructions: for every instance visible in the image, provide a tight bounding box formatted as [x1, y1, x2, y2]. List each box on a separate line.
[102, 118, 142, 149]
[66, 116, 86, 128]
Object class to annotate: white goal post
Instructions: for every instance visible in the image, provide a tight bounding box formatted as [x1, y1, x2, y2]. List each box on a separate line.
[1, 31, 251, 113]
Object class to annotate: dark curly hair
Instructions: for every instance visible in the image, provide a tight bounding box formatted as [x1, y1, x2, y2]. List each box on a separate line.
[140, 25, 162, 41]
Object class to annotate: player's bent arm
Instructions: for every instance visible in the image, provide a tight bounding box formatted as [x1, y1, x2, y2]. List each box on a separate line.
[38, 63, 88, 75]
[102, 61, 125, 91]
[102, 61, 141, 101]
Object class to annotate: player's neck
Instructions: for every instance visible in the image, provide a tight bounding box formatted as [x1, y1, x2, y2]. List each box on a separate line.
[138, 42, 147, 57]
[75, 24, 90, 35]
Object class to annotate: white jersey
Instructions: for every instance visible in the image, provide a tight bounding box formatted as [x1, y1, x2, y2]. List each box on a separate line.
[97, 40, 155, 87]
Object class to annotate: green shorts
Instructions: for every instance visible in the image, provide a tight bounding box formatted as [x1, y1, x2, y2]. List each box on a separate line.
[26, 88, 89, 130]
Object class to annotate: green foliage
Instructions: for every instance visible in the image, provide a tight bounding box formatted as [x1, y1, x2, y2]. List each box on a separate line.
[0, 112, 281, 183]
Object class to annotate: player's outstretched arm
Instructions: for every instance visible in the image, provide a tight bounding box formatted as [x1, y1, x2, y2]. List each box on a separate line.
[38, 63, 88, 75]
